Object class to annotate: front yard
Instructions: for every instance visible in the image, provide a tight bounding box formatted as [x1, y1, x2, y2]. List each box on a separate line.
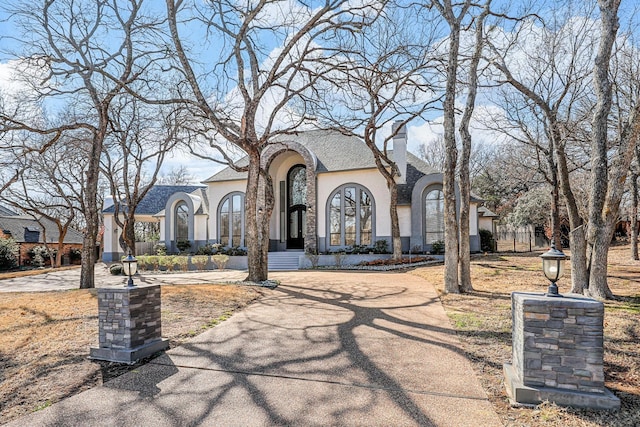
[412, 243, 640, 427]
[0, 284, 263, 423]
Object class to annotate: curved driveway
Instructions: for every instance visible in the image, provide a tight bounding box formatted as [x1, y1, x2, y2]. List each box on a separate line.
[5, 270, 501, 427]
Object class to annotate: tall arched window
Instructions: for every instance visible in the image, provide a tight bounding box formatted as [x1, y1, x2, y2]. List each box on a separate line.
[328, 184, 374, 247]
[287, 165, 306, 249]
[219, 192, 244, 247]
[175, 201, 189, 242]
[424, 187, 444, 244]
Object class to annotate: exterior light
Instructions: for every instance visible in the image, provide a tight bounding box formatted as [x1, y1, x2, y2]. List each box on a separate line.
[540, 240, 566, 297]
[122, 251, 138, 288]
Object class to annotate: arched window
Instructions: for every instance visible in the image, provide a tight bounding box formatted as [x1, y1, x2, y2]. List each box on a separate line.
[287, 165, 307, 249]
[328, 184, 374, 247]
[424, 187, 444, 244]
[219, 192, 244, 247]
[175, 201, 189, 242]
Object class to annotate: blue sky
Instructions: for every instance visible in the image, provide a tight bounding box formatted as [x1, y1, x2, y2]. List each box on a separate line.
[0, 0, 632, 182]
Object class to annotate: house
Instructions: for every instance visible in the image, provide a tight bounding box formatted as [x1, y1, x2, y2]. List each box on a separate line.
[478, 206, 499, 237]
[102, 126, 485, 262]
[0, 206, 84, 266]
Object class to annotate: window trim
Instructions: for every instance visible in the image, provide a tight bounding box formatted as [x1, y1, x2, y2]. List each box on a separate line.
[217, 192, 245, 247]
[325, 183, 375, 248]
[174, 201, 189, 242]
[423, 184, 445, 245]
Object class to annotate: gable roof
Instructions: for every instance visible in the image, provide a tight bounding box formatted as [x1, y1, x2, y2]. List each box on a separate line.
[0, 215, 84, 244]
[204, 130, 384, 183]
[203, 129, 441, 188]
[103, 185, 206, 215]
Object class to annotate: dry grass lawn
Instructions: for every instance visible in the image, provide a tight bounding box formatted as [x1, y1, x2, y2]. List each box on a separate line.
[0, 284, 262, 424]
[412, 243, 640, 427]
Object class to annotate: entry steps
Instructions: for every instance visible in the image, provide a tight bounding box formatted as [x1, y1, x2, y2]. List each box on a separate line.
[268, 251, 302, 271]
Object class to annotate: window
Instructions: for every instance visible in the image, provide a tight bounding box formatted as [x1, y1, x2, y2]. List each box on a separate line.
[175, 202, 189, 242]
[219, 192, 244, 247]
[328, 185, 374, 247]
[424, 187, 444, 244]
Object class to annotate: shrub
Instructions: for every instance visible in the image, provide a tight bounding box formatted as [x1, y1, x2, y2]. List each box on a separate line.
[174, 256, 189, 272]
[68, 248, 82, 262]
[305, 251, 320, 269]
[28, 245, 57, 267]
[158, 255, 176, 271]
[333, 251, 346, 268]
[479, 229, 495, 253]
[154, 243, 167, 256]
[191, 255, 209, 270]
[373, 239, 389, 254]
[0, 237, 19, 271]
[211, 254, 230, 270]
[430, 240, 445, 255]
[220, 246, 247, 256]
[136, 255, 148, 271]
[146, 255, 160, 271]
[176, 240, 191, 253]
[109, 263, 124, 275]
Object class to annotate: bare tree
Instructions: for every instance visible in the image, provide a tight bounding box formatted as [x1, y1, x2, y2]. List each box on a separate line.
[101, 97, 183, 255]
[165, 0, 376, 281]
[486, 4, 597, 294]
[308, 4, 441, 259]
[0, 133, 86, 267]
[1, 0, 170, 288]
[430, 0, 491, 293]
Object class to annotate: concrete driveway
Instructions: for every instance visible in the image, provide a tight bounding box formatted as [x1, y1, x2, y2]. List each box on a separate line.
[0, 264, 249, 292]
[5, 270, 501, 427]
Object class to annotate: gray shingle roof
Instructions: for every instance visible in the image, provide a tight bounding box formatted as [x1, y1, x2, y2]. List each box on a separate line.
[0, 205, 18, 216]
[103, 185, 206, 214]
[204, 130, 382, 182]
[203, 130, 442, 191]
[0, 215, 84, 244]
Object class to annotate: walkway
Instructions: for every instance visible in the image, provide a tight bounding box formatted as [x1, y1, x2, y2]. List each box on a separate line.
[5, 270, 502, 426]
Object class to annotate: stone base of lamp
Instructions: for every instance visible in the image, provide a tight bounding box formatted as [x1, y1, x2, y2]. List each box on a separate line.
[504, 292, 620, 410]
[504, 363, 620, 410]
[89, 285, 169, 365]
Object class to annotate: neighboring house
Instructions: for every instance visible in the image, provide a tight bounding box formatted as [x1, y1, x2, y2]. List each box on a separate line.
[478, 206, 499, 237]
[0, 207, 84, 266]
[102, 127, 486, 262]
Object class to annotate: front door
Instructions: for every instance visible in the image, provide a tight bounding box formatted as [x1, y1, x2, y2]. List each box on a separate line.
[287, 206, 306, 249]
[287, 164, 306, 249]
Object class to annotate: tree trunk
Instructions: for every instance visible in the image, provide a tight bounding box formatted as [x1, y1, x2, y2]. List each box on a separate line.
[245, 147, 268, 282]
[442, 18, 461, 294]
[584, 0, 620, 299]
[389, 179, 402, 260]
[123, 216, 136, 256]
[632, 173, 639, 260]
[259, 168, 275, 279]
[458, 127, 472, 292]
[587, 225, 614, 299]
[80, 129, 105, 289]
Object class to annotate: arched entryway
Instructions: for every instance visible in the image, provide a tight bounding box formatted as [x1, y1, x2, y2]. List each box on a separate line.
[287, 164, 306, 249]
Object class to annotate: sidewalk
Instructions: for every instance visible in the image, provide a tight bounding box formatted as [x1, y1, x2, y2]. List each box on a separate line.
[5, 271, 502, 426]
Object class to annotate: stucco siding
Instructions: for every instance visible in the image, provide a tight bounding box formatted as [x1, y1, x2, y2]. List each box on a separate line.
[317, 168, 390, 239]
[207, 180, 247, 243]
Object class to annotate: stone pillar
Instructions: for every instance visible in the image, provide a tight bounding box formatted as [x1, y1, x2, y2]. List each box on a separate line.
[90, 285, 169, 364]
[504, 292, 619, 409]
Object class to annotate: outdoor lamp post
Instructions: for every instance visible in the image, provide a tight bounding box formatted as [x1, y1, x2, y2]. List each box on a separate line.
[540, 240, 567, 297]
[122, 251, 138, 288]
